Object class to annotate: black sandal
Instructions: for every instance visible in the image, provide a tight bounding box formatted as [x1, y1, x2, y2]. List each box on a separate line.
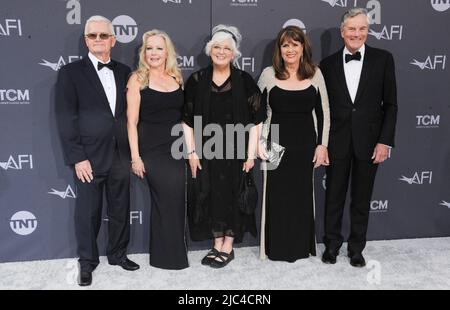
[210, 250, 235, 269]
[201, 248, 219, 266]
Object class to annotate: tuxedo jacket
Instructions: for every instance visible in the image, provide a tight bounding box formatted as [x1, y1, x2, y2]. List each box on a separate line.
[319, 45, 397, 160]
[55, 56, 131, 174]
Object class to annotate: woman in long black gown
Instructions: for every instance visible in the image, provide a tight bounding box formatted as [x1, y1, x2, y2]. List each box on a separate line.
[127, 30, 188, 270]
[257, 26, 331, 262]
[182, 25, 265, 268]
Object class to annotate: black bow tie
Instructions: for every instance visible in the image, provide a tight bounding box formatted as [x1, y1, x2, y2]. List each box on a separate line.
[345, 51, 361, 63]
[97, 61, 115, 71]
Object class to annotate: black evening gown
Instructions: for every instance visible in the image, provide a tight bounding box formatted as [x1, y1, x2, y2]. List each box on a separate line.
[138, 86, 189, 269]
[265, 85, 323, 262]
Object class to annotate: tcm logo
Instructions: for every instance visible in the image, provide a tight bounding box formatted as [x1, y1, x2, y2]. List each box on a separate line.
[10, 211, 38, 236]
[0, 89, 30, 105]
[399, 171, 432, 185]
[410, 55, 446, 70]
[440, 201, 450, 209]
[369, 25, 403, 40]
[431, 0, 450, 12]
[162, 0, 192, 3]
[177, 55, 195, 70]
[104, 211, 143, 225]
[416, 115, 440, 128]
[230, 0, 258, 7]
[66, 0, 81, 25]
[48, 185, 77, 199]
[0, 155, 33, 170]
[112, 15, 138, 44]
[234, 57, 256, 73]
[0, 19, 22, 36]
[39, 56, 83, 71]
[283, 19, 306, 33]
[370, 200, 388, 213]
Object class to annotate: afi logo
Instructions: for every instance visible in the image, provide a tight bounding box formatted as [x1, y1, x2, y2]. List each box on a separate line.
[369, 25, 403, 40]
[431, 0, 450, 12]
[416, 115, 440, 128]
[283, 19, 307, 33]
[10, 211, 38, 236]
[162, 0, 192, 3]
[112, 15, 138, 44]
[370, 200, 388, 212]
[48, 185, 77, 199]
[0, 155, 33, 170]
[39, 56, 83, 71]
[177, 55, 195, 70]
[411, 55, 446, 70]
[234, 57, 255, 73]
[0, 19, 22, 36]
[0, 89, 30, 104]
[104, 211, 143, 225]
[440, 201, 450, 209]
[66, 0, 81, 25]
[322, 0, 356, 7]
[399, 171, 432, 185]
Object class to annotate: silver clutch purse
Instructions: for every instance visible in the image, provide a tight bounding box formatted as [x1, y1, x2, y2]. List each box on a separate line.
[260, 138, 285, 170]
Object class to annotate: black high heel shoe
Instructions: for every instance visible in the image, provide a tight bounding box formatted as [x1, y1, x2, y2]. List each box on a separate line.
[201, 248, 219, 266]
[210, 250, 234, 268]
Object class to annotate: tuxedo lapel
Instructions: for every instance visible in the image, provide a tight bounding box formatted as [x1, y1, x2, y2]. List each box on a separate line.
[113, 61, 125, 116]
[81, 57, 113, 114]
[333, 49, 353, 105]
[354, 45, 374, 106]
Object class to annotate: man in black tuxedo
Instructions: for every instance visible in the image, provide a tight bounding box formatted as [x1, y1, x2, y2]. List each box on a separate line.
[320, 8, 397, 267]
[56, 15, 139, 286]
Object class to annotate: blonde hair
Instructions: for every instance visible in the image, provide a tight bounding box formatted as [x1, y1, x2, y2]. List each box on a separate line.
[136, 29, 183, 89]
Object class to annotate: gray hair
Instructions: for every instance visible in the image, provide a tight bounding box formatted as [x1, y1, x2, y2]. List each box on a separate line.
[84, 15, 114, 35]
[204, 24, 242, 61]
[340, 8, 370, 29]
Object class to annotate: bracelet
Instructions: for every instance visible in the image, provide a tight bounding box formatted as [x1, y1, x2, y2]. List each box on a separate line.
[187, 149, 196, 155]
[131, 157, 142, 164]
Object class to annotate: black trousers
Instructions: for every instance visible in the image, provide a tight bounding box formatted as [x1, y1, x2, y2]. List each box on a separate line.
[74, 148, 130, 272]
[324, 151, 378, 254]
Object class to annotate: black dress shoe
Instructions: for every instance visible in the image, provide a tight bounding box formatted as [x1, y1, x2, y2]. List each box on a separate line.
[201, 248, 219, 266]
[110, 258, 140, 271]
[210, 250, 234, 269]
[78, 271, 92, 286]
[348, 252, 366, 267]
[321, 249, 338, 264]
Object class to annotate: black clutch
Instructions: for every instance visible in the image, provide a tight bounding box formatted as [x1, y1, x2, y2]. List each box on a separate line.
[237, 171, 258, 215]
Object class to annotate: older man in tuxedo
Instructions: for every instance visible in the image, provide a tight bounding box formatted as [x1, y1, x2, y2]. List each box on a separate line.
[56, 15, 139, 286]
[320, 8, 397, 267]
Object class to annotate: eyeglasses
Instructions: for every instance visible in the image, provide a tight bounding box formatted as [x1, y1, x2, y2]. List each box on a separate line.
[85, 33, 113, 40]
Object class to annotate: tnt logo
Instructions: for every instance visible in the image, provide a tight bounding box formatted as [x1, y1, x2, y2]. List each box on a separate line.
[369, 25, 403, 40]
[112, 15, 138, 44]
[370, 200, 388, 213]
[283, 19, 306, 33]
[48, 185, 77, 199]
[0, 155, 33, 170]
[39, 56, 83, 71]
[431, 0, 450, 12]
[0, 19, 22, 36]
[399, 171, 433, 185]
[0, 89, 30, 105]
[10, 211, 38, 236]
[234, 57, 255, 73]
[230, 0, 258, 7]
[177, 55, 195, 70]
[411, 55, 446, 70]
[416, 115, 440, 128]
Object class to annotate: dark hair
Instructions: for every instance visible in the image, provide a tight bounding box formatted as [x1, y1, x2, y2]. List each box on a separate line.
[272, 26, 316, 80]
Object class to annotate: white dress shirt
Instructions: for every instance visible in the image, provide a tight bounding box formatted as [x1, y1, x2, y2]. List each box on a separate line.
[88, 52, 117, 116]
[343, 44, 365, 104]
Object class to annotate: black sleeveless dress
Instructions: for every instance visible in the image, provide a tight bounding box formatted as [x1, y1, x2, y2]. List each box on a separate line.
[265, 85, 323, 262]
[138, 86, 189, 269]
